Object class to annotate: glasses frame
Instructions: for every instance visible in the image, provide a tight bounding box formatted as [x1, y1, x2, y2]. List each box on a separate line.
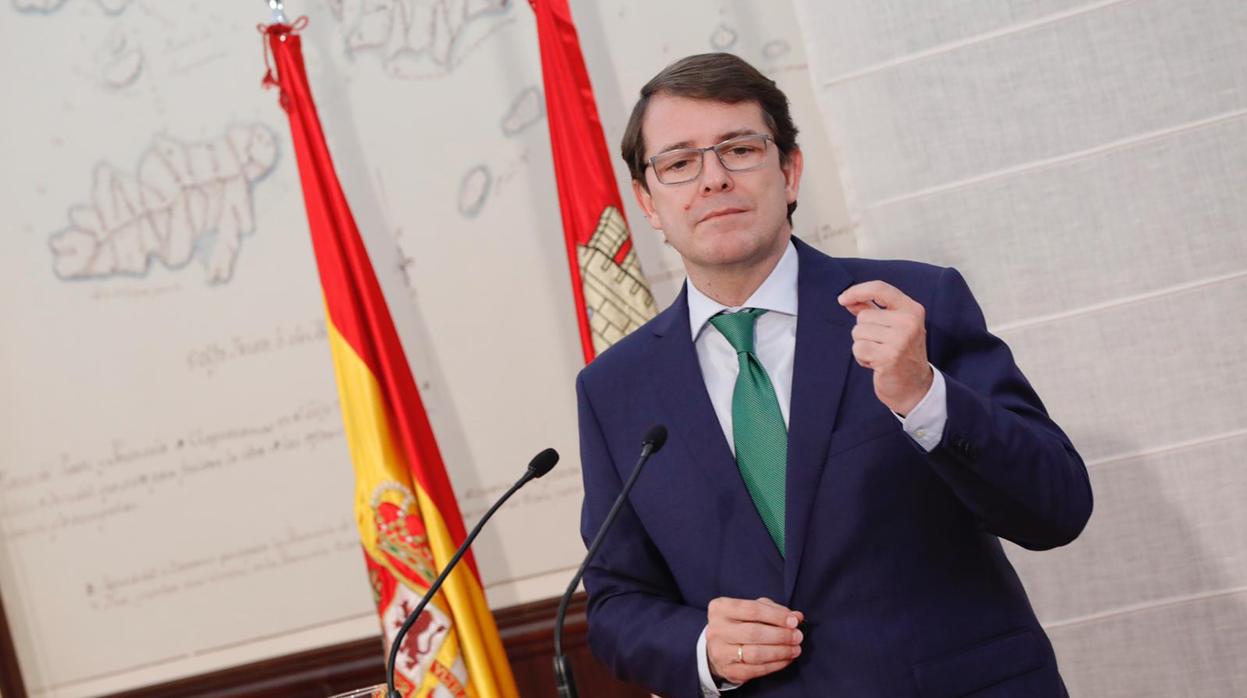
[646, 133, 775, 185]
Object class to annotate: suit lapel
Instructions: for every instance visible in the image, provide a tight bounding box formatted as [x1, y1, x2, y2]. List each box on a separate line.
[649, 286, 785, 583]
[782, 238, 856, 603]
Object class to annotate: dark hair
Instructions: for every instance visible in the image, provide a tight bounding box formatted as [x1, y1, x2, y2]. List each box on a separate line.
[620, 53, 800, 218]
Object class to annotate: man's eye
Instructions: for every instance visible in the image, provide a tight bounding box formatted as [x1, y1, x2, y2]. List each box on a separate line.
[663, 159, 691, 171]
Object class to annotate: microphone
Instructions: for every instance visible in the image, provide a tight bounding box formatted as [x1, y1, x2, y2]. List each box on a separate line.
[553, 425, 668, 698]
[386, 447, 559, 698]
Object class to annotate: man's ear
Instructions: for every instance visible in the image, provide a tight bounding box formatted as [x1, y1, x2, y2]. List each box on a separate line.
[632, 179, 662, 230]
[782, 147, 804, 205]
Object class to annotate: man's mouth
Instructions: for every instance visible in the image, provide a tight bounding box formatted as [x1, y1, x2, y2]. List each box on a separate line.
[699, 207, 747, 223]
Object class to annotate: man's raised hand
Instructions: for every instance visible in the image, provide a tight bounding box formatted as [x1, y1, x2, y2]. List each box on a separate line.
[838, 280, 933, 416]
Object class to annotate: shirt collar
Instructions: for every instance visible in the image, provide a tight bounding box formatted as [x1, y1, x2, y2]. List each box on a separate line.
[687, 239, 799, 340]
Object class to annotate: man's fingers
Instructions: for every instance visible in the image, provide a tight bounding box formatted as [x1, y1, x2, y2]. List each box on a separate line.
[721, 657, 799, 684]
[850, 308, 892, 327]
[853, 308, 922, 331]
[851, 338, 897, 368]
[707, 619, 802, 658]
[748, 598, 808, 623]
[711, 635, 799, 669]
[748, 658, 798, 676]
[706, 597, 806, 684]
[711, 597, 798, 628]
[709, 641, 798, 685]
[838, 280, 906, 308]
[838, 281, 921, 317]
[850, 322, 901, 345]
[744, 643, 801, 665]
[719, 621, 802, 646]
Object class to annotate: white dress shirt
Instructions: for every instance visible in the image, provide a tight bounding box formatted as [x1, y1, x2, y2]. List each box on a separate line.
[686, 241, 948, 695]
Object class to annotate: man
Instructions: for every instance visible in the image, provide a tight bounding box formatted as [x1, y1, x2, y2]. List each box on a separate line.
[575, 53, 1092, 697]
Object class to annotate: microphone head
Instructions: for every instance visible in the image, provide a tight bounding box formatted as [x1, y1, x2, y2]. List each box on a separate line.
[642, 425, 668, 453]
[527, 447, 559, 478]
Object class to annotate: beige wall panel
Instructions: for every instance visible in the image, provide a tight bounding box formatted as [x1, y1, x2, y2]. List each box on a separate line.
[797, 0, 1247, 692]
[1006, 434, 1247, 622]
[998, 274, 1247, 462]
[799, 0, 1094, 77]
[859, 115, 1247, 325]
[1048, 593, 1247, 697]
[820, 0, 1247, 203]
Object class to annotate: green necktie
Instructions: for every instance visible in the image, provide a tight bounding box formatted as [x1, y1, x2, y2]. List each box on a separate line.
[709, 308, 787, 554]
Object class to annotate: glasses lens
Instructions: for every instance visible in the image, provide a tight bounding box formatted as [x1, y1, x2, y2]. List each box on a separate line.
[652, 149, 702, 184]
[715, 135, 769, 171]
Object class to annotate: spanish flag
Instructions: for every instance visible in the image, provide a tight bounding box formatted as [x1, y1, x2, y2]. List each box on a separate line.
[530, 0, 657, 362]
[262, 20, 518, 698]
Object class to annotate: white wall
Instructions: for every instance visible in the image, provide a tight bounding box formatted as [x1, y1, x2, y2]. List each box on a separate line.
[794, 0, 1247, 695]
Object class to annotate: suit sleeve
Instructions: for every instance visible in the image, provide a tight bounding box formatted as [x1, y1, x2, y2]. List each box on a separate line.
[923, 267, 1093, 550]
[576, 372, 707, 698]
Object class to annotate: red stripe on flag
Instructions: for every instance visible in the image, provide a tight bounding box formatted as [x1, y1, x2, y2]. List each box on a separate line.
[264, 25, 478, 580]
[531, 0, 641, 362]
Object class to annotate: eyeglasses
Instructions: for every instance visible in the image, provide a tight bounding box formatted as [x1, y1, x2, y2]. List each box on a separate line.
[647, 133, 774, 185]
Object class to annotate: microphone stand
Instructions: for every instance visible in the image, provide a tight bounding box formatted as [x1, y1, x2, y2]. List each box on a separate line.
[553, 427, 667, 698]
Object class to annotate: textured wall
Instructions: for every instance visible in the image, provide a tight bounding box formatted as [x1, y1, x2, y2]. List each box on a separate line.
[793, 0, 1247, 694]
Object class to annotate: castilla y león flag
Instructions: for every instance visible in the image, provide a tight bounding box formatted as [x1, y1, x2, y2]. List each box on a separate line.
[529, 0, 657, 363]
[261, 20, 517, 698]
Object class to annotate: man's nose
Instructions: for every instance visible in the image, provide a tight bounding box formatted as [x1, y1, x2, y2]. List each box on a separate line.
[699, 150, 733, 192]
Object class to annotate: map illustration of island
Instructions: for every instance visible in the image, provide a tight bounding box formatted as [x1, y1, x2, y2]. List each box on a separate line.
[332, 0, 511, 79]
[48, 125, 279, 285]
[12, 0, 130, 14]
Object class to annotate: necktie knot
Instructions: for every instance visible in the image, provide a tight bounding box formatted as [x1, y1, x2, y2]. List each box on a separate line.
[709, 308, 767, 355]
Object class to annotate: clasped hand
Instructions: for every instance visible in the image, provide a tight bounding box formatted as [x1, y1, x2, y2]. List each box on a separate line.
[706, 597, 803, 685]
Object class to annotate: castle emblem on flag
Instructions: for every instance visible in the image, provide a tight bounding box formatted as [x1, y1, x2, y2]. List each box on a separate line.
[577, 205, 656, 353]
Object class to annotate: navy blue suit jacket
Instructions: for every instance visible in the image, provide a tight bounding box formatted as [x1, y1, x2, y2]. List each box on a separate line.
[576, 238, 1092, 697]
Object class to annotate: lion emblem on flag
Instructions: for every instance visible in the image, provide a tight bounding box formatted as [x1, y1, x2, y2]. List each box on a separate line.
[366, 482, 469, 696]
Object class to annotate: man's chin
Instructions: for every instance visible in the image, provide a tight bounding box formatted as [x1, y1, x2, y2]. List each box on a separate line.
[694, 239, 774, 268]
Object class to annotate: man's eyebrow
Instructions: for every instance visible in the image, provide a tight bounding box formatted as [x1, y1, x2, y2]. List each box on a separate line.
[652, 129, 765, 156]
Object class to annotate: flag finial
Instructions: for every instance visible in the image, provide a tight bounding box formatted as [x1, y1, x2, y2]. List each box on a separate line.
[267, 0, 287, 23]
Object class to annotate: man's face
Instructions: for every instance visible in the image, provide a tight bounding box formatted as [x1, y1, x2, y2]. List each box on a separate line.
[633, 94, 802, 279]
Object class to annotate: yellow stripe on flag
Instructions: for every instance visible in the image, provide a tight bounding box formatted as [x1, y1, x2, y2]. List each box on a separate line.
[327, 321, 517, 698]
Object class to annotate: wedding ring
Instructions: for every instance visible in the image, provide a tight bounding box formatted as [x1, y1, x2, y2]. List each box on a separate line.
[737, 644, 745, 663]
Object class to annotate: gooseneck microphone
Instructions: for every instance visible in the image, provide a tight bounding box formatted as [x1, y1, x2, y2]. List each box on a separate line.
[385, 447, 559, 698]
[553, 425, 668, 698]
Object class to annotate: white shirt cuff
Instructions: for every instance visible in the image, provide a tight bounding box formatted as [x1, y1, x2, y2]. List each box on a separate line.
[696, 626, 742, 695]
[895, 365, 947, 452]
